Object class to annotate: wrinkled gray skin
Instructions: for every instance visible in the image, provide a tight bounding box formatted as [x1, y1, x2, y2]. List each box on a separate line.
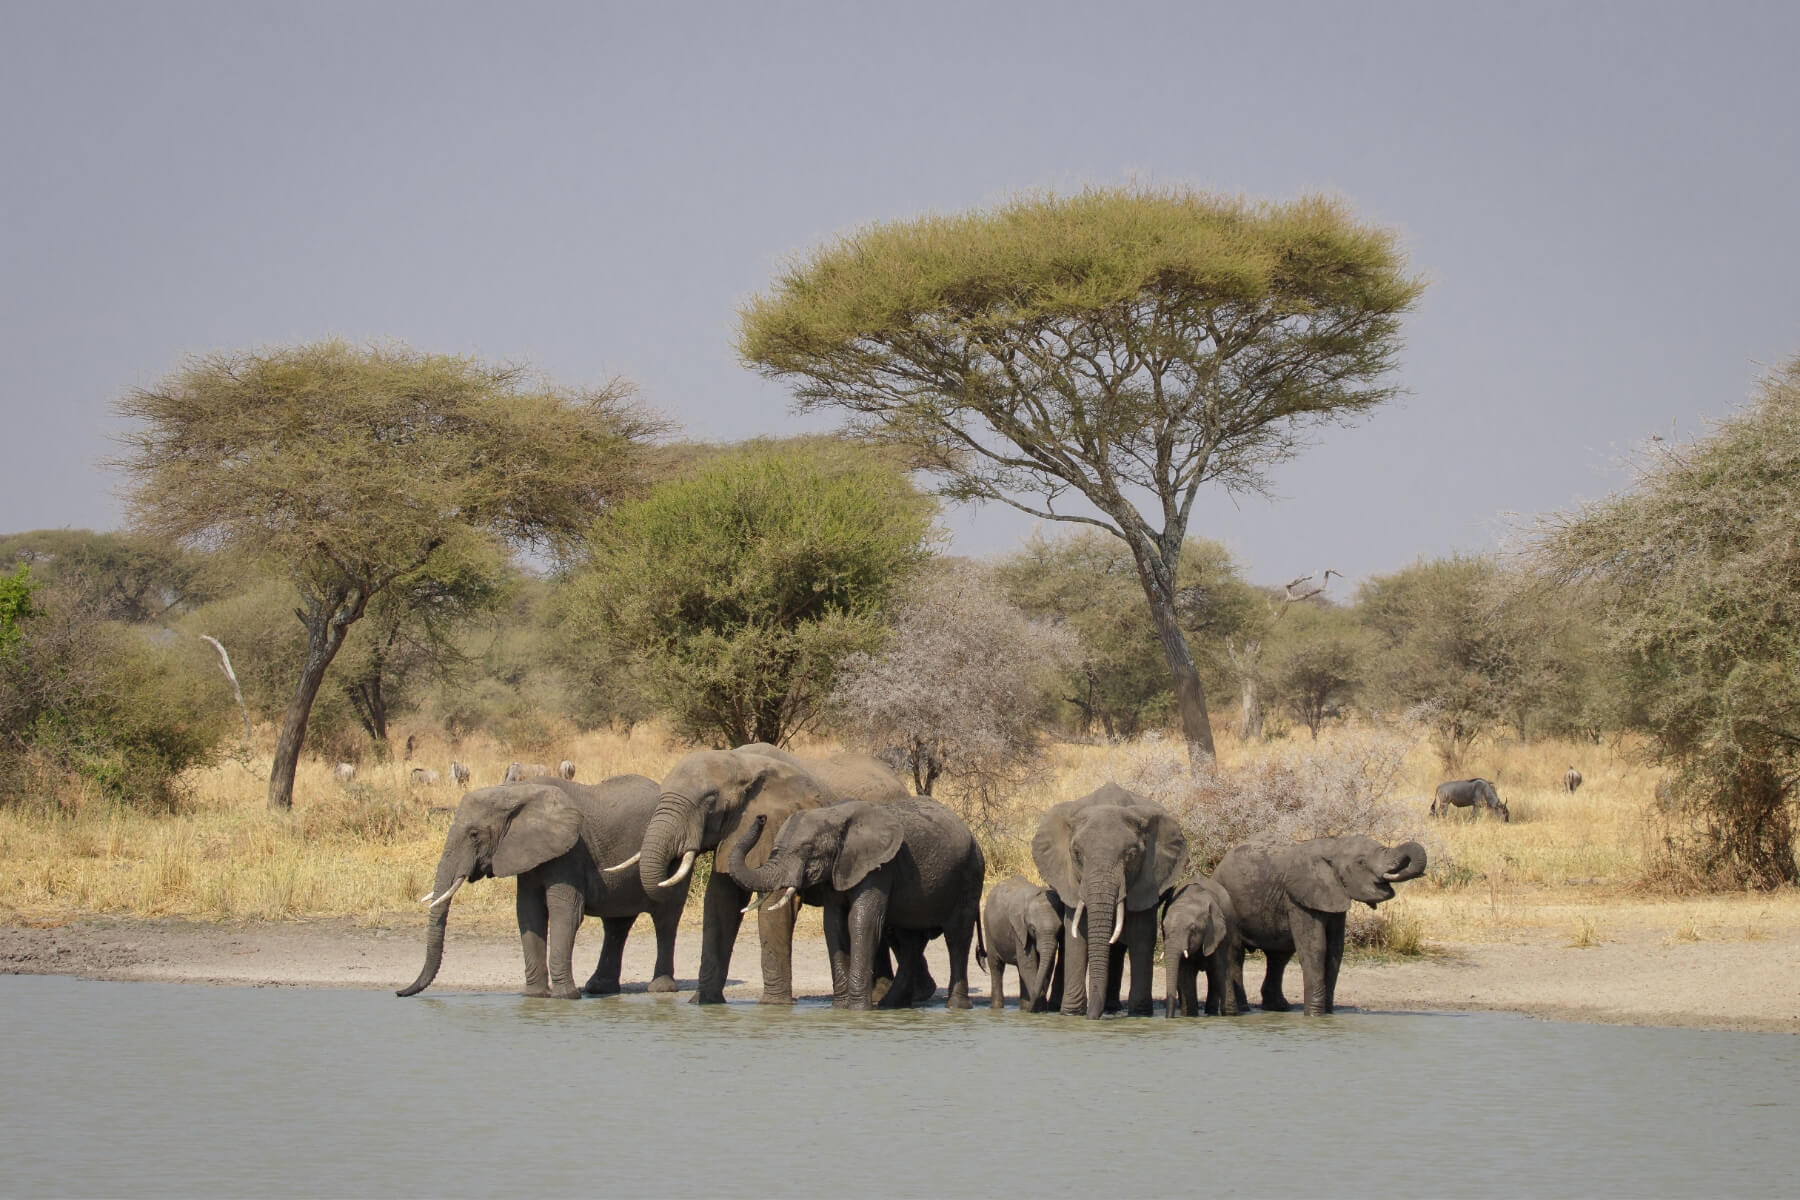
[1563, 766, 1583, 793]
[729, 797, 986, 1009]
[1431, 778, 1508, 821]
[1033, 783, 1189, 1019]
[1161, 878, 1238, 1017]
[1214, 835, 1427, 1015]
[398, 775, 687, 999]
[982, 875, 1063, 1012]
[636, 746, 907, 1005]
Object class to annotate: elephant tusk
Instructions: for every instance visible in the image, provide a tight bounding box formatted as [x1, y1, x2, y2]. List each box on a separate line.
[1109, 897, 1125, 945]
[1070, 901, 1085, 939]
[740, 893, 760, 915]
[762, 885, 796, 912]
[419, 891, 435, 903]
[659, 850, 696, 889]
[422, 876, 465, 908]
[603, 851, 642, 874]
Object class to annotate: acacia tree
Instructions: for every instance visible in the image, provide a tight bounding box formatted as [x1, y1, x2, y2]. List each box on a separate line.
[117, 341, 659, 810]
[739, 186, 1422, 762]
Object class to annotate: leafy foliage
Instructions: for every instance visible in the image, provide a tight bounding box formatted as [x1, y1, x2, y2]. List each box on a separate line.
[1264, 601, 1368, 739]
[0, 564, 40, 656]
[567, 439, 936, 747]
[0, 530, 227, 626]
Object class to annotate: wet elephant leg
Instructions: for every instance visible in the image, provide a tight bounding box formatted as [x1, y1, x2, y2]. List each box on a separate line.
[823, 902, 852, 1007]
[583, 914, 635, 995]
[517, 883, 550, 998]
[1322, 913, 1346, 1013]
[757, 892, 799, 1005]
[943, 906, 976, 1010]
[692, 867, 746, 1005]
[1290, 911, 1332, 1015]
[544, 879, 585, 999]
[1228, 939, 1249, 1013]
[1261, 947, 1294, 1012]
[647, 901, 680, 992]
[1205, 949, 1236, 1015]
[1125, 909, 1155, 1016]
[846, 885, 891, 1010]
[990, 954, 1007, 1011]
[1059, 920, 1087, 1016]
[870, 936, 896, 1005]
[881, 929, 929, 1008]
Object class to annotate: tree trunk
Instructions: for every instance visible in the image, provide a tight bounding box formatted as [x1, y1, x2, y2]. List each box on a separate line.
[267, 590, 364, 811]
[1237, 673, 1263, 741]
[1129, 550, 1216, 764]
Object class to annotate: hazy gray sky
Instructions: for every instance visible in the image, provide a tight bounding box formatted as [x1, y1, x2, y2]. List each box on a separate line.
[4, 0, 1796, 588]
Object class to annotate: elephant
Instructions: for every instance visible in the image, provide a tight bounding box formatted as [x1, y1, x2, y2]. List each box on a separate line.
[629, 746, 909, 1005]
[1161, 878, 1238, 1017]
[1032, 783, 1188, 1019]
[397, 774, 689, 1000]
[734, 742, 912, 804]
[727, 796, 986, 1009]
[559, 760, 577, 780]
[1431, 778, 1508, 821]
[981, 875, 1062, 1012]
[1563, 765, 1583, 794]
[504, 762, 550, 783]
[1213, 835, 1427, 1015]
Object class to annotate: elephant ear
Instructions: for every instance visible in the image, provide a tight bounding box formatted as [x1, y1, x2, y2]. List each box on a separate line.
[1031, 800, 1082, 902]
[1284, 846, 1351, 913]
[491, 785, 582, 877]
[1197, 897, 1229, 958]
[722, 755, 833, 872]
[832, 803, 904, 892]
[1126, 806, 1190, 910]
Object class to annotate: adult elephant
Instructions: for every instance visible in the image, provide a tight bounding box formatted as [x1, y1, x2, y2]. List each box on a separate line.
[397, 775, 687, 999]
[735, 743, 911, 804]
[1033, 783, 1188, 1019]
[1213, 835, 1427, 1015]
[629, 746, 906, 1005]
[727, 797, 986, 1009]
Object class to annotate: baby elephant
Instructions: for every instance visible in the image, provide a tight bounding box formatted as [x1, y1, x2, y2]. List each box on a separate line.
[1161, 878, 1238, 1017]
[1431, 778, 1508, 821]
[982, 875, 1063, 1012]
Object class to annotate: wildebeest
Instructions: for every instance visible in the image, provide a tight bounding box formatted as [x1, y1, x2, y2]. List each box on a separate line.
[1563, 765, 1583, 793]
[410, 767, 440, 786]
[558, 760, 576, 780]
[503, 762, 550, 783]
[1431, 777, 1509, 822]
[448, 761, 471, 787]
[333, 762, 357, 785]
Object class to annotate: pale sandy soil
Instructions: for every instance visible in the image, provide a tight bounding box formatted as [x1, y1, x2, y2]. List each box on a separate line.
[3, 918, 1795, 1033]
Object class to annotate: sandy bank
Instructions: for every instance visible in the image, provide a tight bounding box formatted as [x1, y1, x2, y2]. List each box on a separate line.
[3, 917, 1795, 1034]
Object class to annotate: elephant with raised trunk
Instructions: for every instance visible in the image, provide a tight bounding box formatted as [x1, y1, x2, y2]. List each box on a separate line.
[1032, 783, 1188, 1019]
[397, 775, 688, 999]
[1161, 878, 1238, 1017]
[1214, 835, 1427, 1015]
[982, 875, 1063, 1012]
[728, 797, 986, 1009]
[628, 746, 908, 1005]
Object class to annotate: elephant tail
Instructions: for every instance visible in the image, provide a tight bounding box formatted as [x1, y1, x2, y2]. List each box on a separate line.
[974, 903, 989, 973]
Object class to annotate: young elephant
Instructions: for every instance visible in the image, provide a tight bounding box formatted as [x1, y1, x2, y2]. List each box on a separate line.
[728, 797, 987, 1009]
[1213, 835, 1427, 1015]
[397, 775, 689, 1000]
[982, 876, 1063, 1012]
[1431, 778, 1508, 821]
[1161, 878, 1238, 1017]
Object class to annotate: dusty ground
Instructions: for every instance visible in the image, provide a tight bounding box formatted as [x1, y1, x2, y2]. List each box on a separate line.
[3, 917, 1796, 1033]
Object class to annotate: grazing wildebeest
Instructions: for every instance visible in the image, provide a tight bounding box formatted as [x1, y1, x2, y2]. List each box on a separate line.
[504, 762, 550, 783]
[1431, 777, 1509, 821]
[1563, 765, 1583, 793]
[558, 760, 576, 780]
[448, 761, 471, 787]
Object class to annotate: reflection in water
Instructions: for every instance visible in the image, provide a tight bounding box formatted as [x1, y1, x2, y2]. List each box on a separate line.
[2, 975, 1793, 1198]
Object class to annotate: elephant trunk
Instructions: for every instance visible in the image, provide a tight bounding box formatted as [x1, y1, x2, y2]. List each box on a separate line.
[1083, 878, 1122, 1019]
[397, 849, 470, 997]
[638, 800, 695, 894]
[1383, 841, 1429, 882]
[726, 815, 788, 893]
[1029, 930, 1059, 1012]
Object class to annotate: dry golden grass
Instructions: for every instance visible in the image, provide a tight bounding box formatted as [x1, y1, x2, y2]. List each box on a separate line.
[3, 722, 1797, 947]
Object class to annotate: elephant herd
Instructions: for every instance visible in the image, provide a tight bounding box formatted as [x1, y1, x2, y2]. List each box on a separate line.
[398, 745, 1428, 1019]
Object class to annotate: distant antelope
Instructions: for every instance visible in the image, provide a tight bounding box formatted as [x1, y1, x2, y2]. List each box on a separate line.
[448, 761, 471, 787]
[1563, 765, 1583, 794]
[558, 760, 576, 780]
[333, 762, 357, 785]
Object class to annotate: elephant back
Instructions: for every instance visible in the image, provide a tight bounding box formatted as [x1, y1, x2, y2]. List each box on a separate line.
[735, 742, 911, 803]
[536, 773, 673, 911]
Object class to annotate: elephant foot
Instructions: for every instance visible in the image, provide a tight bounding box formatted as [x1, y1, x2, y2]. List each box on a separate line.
[1262, 995, 1292, 1012]
[1127, 1002, 1154, 1017]
[910, 972, 938, 1004]
[946, 989, 972, 1010]
[550, 984, 583, 1000]
[758, 990, 795, 1006]
[690, 989, 727, 1005]
[523, 985, 552, 998]
[646, 975, 679, 994]
[582, 976, 621, 996]
[870, 977, 893, 1005]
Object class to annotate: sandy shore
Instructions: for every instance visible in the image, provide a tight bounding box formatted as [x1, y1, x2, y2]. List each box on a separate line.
[3, 917, 1796, 1033]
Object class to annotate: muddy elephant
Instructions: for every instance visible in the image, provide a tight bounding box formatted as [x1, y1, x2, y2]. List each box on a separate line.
[727, 797, 986, 1009]
[1161, 878, 1238, 1017]
[398, 775, 688, 999]
[1033, 783, 1188, 1019]
[1431, 778, 1508, 821]
[982, 875, 1063, 1012]
[628, 746, 908, 1005]
[1214, 835, 1427, 1015]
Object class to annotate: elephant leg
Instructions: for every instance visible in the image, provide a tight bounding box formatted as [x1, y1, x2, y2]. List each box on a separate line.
[1228, 939, 1249, 1014]
[1322, 913, 1346, 1013]
[846, 885, 890, 1010]
[647, 901, 680, 993]
[1261, 947, 1294, 1012]
[1103, 940, 1126, 1013]
[692, 868, 746, 1005]
[881, 930, 929, 1009]
[582, 915, 634, 995]
[823, 903, 852, 1008]
[1205, 950, 1236, 1015]
[1124, 910, 1155, 1016]
[756, 891, 799, 1005]
[990, 955, 1006, 1011]
[1291, 912, 1332, 1015]
[1180, 957, 1203, 1017]
[870, 936, 895, 1005]
[544, 880, 585, 1000]
[943, 907, 976, 1010]
[1059, 920, 1087, 1016]
[517, 883, 551, 998]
